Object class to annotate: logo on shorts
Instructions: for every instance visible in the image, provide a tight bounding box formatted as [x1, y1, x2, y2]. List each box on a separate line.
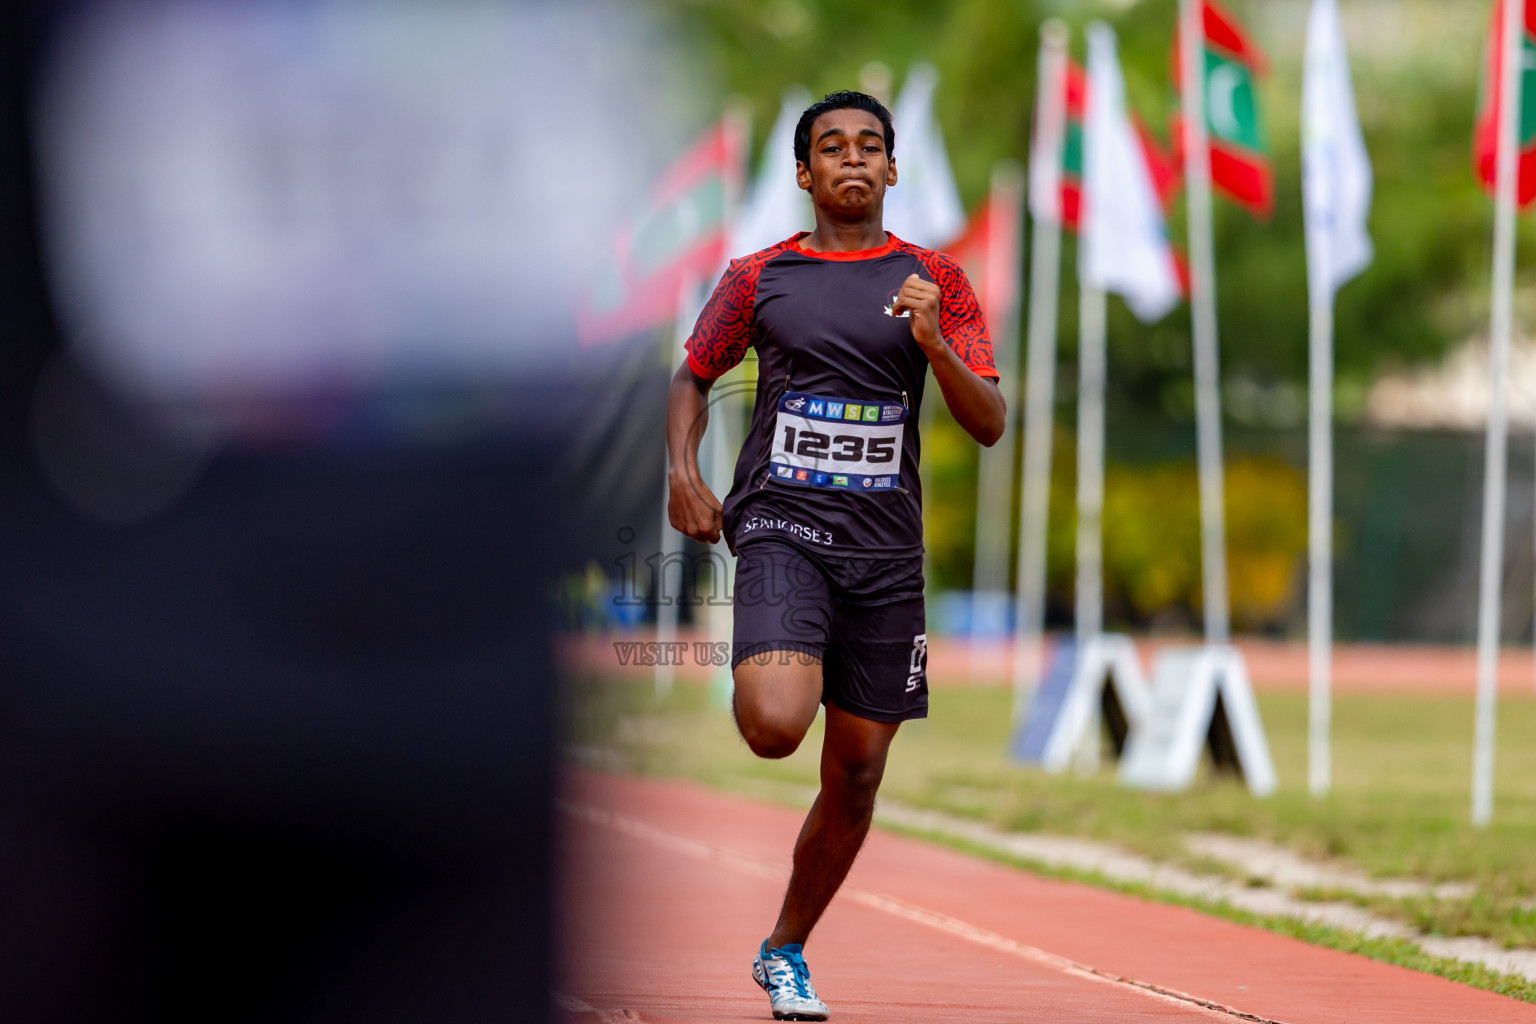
[785, 396, 806, 412]
[906, 633, 928, 692]
[796, 469, 809, 481]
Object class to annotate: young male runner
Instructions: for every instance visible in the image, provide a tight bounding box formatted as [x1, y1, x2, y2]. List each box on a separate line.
[665, 90, 1004, 1021]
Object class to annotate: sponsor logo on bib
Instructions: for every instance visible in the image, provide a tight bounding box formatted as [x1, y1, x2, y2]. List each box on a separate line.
[771, 391, 908, 493]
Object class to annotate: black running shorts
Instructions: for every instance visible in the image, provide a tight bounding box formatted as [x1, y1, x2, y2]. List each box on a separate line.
[731, 539, 928, 723]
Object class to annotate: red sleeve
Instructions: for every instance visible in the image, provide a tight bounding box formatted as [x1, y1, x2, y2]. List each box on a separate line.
[684, 257, 761, 380]
[918, 251, 997, 379]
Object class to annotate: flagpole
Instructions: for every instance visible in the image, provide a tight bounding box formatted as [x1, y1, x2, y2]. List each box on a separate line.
[1076, 282, 1107, 646]
[1304, 0, 1376, 800]
[1307, 268, 1334, 797]
[1472, 0, 1523, 829]
[1073, 277, 1107, 773]
[1179, 0, 1231, 645]
[1303, 0, 1336, 800]
[972, 161, 1026, 636]
[1013, 20, 1070, 725]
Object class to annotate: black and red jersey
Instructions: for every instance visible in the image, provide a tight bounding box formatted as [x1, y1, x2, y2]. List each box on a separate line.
[685, 232, 996, 564]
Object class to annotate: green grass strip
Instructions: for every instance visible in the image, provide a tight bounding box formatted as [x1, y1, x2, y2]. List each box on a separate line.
[875, 820, 1536, 1005]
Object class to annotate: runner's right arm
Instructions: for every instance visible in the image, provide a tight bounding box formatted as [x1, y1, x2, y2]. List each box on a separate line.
[666, 255, 761, 545]
[666, 365, 722, 544]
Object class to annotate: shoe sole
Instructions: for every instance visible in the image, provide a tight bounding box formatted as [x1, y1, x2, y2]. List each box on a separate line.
[754, 959, 828, 1022]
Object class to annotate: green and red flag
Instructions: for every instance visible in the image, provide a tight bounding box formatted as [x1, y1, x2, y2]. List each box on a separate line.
[574, 118, 746, 345]
[1473, 0, 1536, 206]
[1058, 59, 1089, 230]
[1053, 59, 1181, 232]
[1028, 55, 1188, 293]
[1027, 56, 1085, 230]
[1173, 0, 1273, 218]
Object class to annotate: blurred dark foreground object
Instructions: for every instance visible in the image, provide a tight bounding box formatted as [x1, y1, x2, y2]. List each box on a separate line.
[0, 4, 579, 1021]
[0, 443, 563, 1023]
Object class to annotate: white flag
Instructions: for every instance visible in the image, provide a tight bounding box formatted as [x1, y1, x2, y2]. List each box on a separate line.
[883, 63, 965, 248]
[729, 87, 814, 259]
[1302, 0, 1373, 297]
[1081, 23, 1180, 323]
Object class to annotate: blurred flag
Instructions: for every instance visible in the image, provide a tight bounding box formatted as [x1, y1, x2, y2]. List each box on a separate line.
[943, 182, 1023, 333]
[1034, 60, 1180, 233]
[1474, 0, 1536, 206]
[1135, 118, 1184, 212]
[1083, 24, 1182, 323]
[884, 63, 966, 248]
[1028, 59, 1085, 230]
[1032, 59, 1086, 231]
[729, 87, 813, 259]
[1173, 0, 1273, 218]
[575, 118, 746, 345]
[1303, 0, 1373, 295]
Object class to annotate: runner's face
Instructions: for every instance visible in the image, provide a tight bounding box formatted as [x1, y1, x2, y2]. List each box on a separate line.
[796, 109, 897, 218]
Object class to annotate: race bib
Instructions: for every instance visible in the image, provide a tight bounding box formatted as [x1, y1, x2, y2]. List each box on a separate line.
[769, 391, 906, 491]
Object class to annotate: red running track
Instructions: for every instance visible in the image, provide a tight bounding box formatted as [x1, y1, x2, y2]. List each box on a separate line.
[560, 769, 1536, 1024]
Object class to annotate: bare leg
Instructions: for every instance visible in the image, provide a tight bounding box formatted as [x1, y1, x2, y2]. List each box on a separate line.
[731, 656, 824, 759]
[766, 704, 899, 949]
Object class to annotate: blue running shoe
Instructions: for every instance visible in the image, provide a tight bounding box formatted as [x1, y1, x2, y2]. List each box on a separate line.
[752, 940, 829, 1021]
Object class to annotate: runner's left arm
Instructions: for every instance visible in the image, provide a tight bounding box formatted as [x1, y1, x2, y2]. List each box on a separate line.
[891, 268, 1005, 447]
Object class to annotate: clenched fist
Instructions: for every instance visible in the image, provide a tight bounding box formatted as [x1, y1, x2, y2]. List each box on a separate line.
[668, 468, 723, 544]
[888, 273, 944, 354]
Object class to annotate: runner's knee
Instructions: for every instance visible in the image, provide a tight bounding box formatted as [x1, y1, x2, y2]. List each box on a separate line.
[732, 690, 811, 758]
[737, 715, 808, 759]
[824, 753, 885, 811]
[820, 706, 897, 812]
[731, 658, 822, 759]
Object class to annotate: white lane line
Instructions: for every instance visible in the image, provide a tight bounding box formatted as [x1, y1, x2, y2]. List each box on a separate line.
[561, 801, 1289, 1024]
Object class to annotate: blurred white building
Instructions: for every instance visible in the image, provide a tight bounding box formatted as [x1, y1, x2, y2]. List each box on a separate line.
[1367, 336, 1536, 431]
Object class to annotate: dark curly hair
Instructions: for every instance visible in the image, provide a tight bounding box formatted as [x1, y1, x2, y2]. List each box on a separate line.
[793, 90, 895, 166]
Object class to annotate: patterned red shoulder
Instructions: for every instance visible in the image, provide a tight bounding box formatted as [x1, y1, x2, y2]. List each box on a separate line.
[684, 240, 795, 380]
[900, 240, 998, 379]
